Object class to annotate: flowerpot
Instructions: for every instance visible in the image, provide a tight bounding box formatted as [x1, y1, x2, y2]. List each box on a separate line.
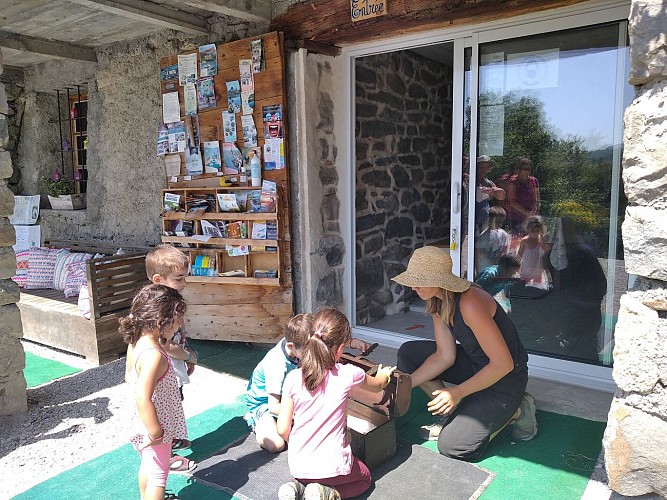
[47, 193, 87, 210]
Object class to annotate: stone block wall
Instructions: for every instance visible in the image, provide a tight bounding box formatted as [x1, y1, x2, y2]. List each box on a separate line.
[355, 50, 452, 325]
[0, 47, 27, 416]
[602, 1, 667, 497]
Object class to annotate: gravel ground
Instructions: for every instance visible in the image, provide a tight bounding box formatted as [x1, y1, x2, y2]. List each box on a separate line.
[1, 341, 248, 499]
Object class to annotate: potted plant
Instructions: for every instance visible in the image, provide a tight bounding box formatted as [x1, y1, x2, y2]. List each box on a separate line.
[43, 170, 86, 210]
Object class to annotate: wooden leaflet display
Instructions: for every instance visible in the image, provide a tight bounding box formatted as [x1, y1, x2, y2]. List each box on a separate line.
[340, 353, 412, 469]
[159, 32, 293, 344]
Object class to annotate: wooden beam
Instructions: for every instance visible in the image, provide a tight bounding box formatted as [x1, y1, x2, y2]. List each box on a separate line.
[271, 0, 589, 47]
[68, 0, 209, 35]
[285, 39, 342, 57]
[0, 30, 97, 63]
[180, 0, 273, 23]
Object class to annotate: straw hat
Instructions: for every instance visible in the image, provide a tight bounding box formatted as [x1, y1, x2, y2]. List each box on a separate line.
[392, 246, 471, 292]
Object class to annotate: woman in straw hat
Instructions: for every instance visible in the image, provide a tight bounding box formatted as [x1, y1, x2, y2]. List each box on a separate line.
[392, 246, 537, 460]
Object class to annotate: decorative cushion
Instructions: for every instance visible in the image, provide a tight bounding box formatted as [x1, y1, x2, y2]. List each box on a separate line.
[11, 250, 30, 287]
[64, 260, 89, 298]
[25, 247, 67, 289]
[53, 251, 93, 290]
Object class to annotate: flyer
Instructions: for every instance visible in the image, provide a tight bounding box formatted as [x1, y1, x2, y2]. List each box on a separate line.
[157, 124, 168, 156]
[222, 142, 243, 175]
[241, 91, 254, 115]
[262, 104, 283, 139]
[167, 121, 186, 153]
[184, 83, 197, 116]
[178, 53, 197, 86]
[162, 92, 180, 123]
[203, 141, 222, 172]
[226, 80, 241, 114]
[222, 111, 237, 142]
[197, 77, 216, 110]
[241, 115, 258, 147]
[251, 39, 264, 73]
[239, 59, 254, 92]
[199, 43, 218, 77]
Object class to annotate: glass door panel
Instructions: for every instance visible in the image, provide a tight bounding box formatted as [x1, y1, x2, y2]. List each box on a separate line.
[473, 22, 630, 366]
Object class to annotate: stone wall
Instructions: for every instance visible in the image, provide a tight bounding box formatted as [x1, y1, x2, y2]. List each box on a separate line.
[0, 47, 27, 416]
[355, 50, 452, 325]
[13, 25, 258, 248]
[602, 1, 667, 497]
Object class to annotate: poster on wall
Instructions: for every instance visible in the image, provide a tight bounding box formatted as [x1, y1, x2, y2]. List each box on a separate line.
[162, 92, 180, 123]
[184, 83, 197, 116]
[222, 111, 237, 142]
[198, 77, 216, 110]
[262, 104, 283, 139]
[226, 81, 241, 113]
[203, 141, 222, 173]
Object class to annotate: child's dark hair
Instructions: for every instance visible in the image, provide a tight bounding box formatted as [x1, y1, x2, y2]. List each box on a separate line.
[489, 206, 506, 224]
[285, 313, 313, 349]
[119, 283, 187, 345]
[301, 308, 351, 392]
[145, 244, 189, 280]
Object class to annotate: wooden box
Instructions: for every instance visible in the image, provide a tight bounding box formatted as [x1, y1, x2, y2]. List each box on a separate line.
[341, 353, 412, 470]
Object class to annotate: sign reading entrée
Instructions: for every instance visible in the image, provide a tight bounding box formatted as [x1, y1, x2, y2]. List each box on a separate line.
[351, 0, 387, 22]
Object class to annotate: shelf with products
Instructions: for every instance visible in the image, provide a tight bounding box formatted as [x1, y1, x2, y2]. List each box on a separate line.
[161, 186, 285, 286]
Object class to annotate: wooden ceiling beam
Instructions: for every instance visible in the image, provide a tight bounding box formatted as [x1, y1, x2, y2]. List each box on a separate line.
[180, 0, 273, 23]
[0, 30, 97, 63]
[68, 0, 210, 34]
[271, 0, 589, 47]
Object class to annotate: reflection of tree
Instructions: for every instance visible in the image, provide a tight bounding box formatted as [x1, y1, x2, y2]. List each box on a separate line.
[466, 93, 626, 257]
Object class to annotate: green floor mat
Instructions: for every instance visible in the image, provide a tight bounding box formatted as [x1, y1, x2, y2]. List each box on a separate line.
[23, 352, 82, 388]
[190, 340, 270, 381]
[397, 390, 605, 500]
[14, 397, 249, 500]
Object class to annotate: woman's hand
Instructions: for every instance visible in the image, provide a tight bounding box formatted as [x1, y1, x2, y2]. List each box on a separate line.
[350, 338, 372, 353]
[427, 386, 462, 416]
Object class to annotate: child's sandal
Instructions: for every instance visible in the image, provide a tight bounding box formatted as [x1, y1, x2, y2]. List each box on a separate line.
[169, 455, 197, 474]
[171, 438, 191, 450]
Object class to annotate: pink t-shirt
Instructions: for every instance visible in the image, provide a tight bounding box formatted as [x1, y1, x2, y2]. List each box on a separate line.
[283, 363, 366, 479]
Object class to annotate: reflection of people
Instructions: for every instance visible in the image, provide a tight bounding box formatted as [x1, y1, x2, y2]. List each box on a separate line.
[507, 157, 540, 233]
[393, 246, 536, 461]
[518, 215, 549, 285]
[476, 206, 511, 272]
[550, 217, 607, 359]
[475, 155, 506, 235]
[476, 252, 522, 297]
[277, 309, 394, 499]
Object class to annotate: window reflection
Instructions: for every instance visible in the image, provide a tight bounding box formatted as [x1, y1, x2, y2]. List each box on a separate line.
[474, 22, 630, 366]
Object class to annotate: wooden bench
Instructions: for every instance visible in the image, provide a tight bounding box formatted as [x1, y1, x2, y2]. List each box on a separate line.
[19, 245, 149, 365]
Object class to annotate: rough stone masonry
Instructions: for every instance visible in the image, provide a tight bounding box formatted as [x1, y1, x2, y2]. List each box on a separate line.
[0, 46, 27, 416]
[602, 1, 667, 497]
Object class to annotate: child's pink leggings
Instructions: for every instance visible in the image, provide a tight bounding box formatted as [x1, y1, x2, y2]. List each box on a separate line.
[138, 441, 172, 488]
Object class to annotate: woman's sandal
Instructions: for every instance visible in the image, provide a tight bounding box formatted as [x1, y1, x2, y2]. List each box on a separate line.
[169, 455, 197, 474]
[171, 438, 191, 451]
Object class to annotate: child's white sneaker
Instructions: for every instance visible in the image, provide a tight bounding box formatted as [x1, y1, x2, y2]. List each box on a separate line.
[278, 480, 305, 500]
[303, 482, 341, 500]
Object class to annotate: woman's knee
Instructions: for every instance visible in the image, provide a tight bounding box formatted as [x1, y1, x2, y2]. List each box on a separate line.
[437, 426, 489, 461]
[397, 340, 433, 373]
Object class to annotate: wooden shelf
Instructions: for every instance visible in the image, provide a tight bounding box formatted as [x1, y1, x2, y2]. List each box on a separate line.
[163, 236, 278, 246]
[162, 211, 277, 221]
[185, 276, 281, 286]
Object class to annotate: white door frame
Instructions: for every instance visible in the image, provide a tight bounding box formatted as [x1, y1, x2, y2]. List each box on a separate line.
[344, 0, 630, 392]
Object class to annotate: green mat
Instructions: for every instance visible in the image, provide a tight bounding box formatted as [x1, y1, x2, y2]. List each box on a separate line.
[23, 352, 82, 388]
[15, 396, 249, 500]
[397, 390, 606, 500]
[15, 343, 607, 500]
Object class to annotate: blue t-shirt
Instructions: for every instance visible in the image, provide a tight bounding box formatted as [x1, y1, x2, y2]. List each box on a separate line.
[476, 265, 507, 297]
[245, 338, 299, 414]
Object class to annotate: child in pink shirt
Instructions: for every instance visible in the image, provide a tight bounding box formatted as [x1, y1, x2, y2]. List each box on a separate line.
[277, 308, 395, 500]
